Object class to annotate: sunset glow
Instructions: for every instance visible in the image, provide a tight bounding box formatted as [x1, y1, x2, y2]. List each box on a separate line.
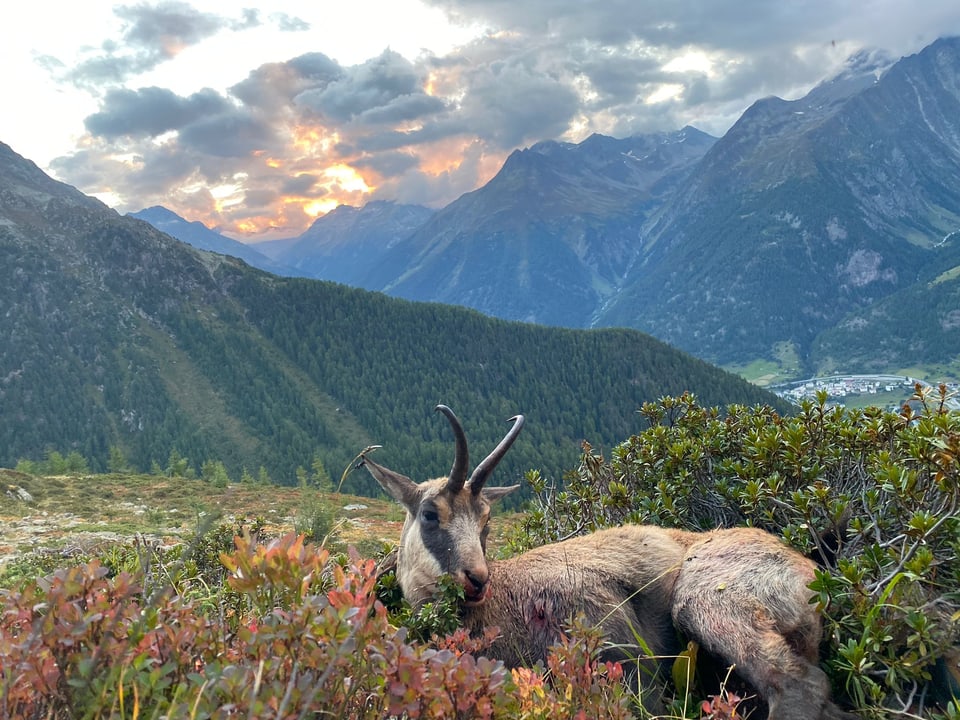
[234, 219, 261, 234]
[645, 83, 684, 105]
[5, 0, 950, 243]
[323, 164, 372, 194]
[304, 198, 340, 217]
[292, 126, 339, 156]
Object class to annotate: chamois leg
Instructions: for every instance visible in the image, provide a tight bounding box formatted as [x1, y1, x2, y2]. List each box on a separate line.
[672, 596, 840, 719]
[670, 530, 855, 719]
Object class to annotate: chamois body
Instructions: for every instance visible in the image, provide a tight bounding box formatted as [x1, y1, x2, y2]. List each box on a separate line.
[468, 525, 686, 670]
[361, 406, 852, 720]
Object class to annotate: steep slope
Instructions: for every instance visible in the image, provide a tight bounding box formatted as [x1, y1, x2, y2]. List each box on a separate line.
[275, 200, 434, 285]
[130, 206, 297, 276]
[117, 40, 960, 377]
[0, 140, 784, 501]
[368, 128, 716, 326]
[600, 38, 960, 366]
[0, 143, 348, 482]
[810, 236, 960, 373]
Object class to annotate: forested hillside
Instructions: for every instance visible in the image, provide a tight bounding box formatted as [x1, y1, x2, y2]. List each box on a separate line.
[0, 141, 787, 503]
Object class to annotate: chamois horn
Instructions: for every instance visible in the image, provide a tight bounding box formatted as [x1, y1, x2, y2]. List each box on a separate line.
[437, 404, 469, 494]
[468, 414, 524, 495]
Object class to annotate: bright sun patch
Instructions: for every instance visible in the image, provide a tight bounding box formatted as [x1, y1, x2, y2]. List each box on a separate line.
[324, 164, 372, 193]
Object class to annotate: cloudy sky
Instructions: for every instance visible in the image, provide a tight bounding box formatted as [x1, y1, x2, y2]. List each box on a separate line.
[2, 1, 958, 240]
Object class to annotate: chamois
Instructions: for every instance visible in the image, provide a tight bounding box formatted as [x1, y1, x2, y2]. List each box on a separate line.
[360, 405, 853, 720]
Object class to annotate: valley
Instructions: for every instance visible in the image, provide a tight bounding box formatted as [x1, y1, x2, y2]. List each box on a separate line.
[135, 38, 960, 386]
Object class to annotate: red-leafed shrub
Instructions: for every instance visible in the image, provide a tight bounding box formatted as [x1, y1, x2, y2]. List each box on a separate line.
[1, 532, 634, 719]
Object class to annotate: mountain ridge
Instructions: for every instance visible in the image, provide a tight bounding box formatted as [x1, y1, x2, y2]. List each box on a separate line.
[129, 206, 297, 277]
[131, 37, 960, 379]
[1, 140, 784, 500]
[599, 37, 960, 367]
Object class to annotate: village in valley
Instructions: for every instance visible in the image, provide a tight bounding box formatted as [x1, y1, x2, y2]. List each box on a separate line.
[772, 374, 960, 411]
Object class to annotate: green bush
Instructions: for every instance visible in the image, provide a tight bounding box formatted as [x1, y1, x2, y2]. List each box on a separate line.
[511, 390, 960, 718]
[293, 490, 339, 545]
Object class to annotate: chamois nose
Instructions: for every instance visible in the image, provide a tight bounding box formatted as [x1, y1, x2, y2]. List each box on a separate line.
[462, 567, 489, 602]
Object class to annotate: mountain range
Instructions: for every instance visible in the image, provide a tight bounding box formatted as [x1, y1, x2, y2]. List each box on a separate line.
[143, 37, 960, 379]
[129, 206, 299, 278]
[0, 140, 783, 497]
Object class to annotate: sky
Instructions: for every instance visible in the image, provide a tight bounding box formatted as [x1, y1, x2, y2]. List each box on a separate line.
[2, 2, 959, 240]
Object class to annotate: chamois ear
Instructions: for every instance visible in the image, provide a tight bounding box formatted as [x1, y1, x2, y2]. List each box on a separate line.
[361, 455, 422, 512]
[482, 484, 520, 503]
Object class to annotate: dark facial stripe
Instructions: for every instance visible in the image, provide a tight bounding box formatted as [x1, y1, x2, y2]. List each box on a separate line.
[419, 519, 456, 572]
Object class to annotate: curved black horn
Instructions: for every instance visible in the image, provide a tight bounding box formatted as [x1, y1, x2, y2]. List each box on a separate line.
[436, 405, 469, 493]
[468, 414, 524, 494]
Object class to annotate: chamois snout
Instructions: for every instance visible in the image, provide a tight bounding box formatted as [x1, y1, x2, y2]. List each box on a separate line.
[445, 519, 491, 603]
[460, 565, 489, 604]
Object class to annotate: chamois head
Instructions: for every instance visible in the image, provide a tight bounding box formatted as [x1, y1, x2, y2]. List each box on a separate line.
[361, 405, 523, 607]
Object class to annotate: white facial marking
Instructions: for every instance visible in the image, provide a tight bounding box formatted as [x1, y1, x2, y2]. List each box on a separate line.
[398, 512, 445, 607]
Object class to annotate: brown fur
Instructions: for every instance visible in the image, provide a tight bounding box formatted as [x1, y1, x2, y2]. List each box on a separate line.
[361, 407, 853, 720]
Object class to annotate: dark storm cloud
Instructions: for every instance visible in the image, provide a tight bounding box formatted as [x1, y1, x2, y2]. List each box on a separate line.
[177, 112, 278, 158]
[84, 86, 232, 138]
[230, 52, 343, 109]
[572, 49, 663, 105]
[50, 141, 202, 200]
[455, 57, 581, 148]
[241, 187, 280, 209]
[281, 173, 323, 195]
[65, 2, 262, 89]
[427, 0, 842, 50]
[353, 150, 421, 177]
[343, 118, 469, 153]
[356, 93, 446, 124]
[49, 149, 133, 192]
[294, 50, 439, 124]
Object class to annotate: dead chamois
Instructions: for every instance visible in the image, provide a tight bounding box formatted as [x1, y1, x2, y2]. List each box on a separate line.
[360, 405, 853, 720]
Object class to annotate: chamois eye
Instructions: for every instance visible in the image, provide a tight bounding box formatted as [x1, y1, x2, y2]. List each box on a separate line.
[422, 508, 439, 524]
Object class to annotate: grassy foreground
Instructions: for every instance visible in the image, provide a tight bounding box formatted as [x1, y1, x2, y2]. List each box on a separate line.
[1, 470, 404, 577]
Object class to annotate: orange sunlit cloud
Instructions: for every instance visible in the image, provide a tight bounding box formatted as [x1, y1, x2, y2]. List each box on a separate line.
[304, 198, 340, 217]
[188, 113, 494, 239]
[234, 219, 261, 234]
[417, 136, 503, 182]
[292, 125, 340, 155]
[323, 163, 373, 194]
